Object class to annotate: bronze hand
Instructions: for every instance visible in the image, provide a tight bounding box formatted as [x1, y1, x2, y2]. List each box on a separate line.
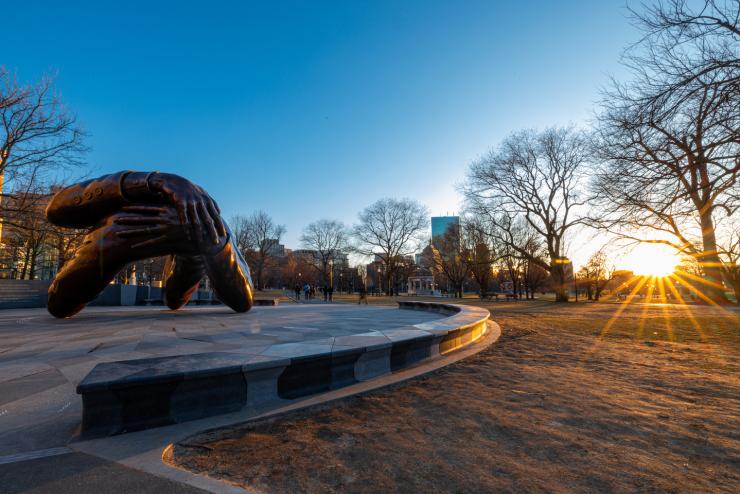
[146, 173, 225, 244]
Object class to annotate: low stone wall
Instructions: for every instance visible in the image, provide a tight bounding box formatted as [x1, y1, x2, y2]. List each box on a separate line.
[0, 279, 50, 309]
[0, 281, 218, 309]
[76, 302, 490, 437]
[402, 301, 491, 355]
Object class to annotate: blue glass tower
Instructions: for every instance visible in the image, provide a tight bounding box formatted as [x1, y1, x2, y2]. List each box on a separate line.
[431, 216, 460, 241]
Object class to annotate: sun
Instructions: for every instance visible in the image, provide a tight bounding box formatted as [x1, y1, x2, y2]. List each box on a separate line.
[621, 243, 679, 278]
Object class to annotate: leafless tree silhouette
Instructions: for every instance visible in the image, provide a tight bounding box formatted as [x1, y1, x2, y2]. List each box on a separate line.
[593, 0, 739, 303]
[352, 198, 427, 295]
[300, 219, 349, 287]
[230, 211, 285, 290]
[465, 127, 590, 301]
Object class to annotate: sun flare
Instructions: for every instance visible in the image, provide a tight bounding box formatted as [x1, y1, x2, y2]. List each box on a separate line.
[621, 243, 680, 278]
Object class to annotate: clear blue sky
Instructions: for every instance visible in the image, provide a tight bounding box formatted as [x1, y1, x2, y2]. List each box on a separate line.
[2, 0, 636, 252]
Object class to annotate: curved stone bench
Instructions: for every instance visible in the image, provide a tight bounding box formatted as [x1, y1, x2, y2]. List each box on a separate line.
[76, 302, 490, 437]
[398, 301, 490, 354]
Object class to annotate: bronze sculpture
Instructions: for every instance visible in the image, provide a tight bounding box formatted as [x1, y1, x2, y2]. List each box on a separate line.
[45, 171, 254, 318]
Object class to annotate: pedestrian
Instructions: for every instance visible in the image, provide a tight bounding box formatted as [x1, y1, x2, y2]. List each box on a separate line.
[328, 285, 333, 302]
[294, 283, 301, 301]
[323, 284, 329, 302]
[358, 285, 368, 304]
[303, 283, 310, 301]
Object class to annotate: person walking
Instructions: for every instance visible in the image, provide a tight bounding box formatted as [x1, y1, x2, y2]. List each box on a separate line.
[303, 283, 310, 301]
[358, 285, 368, 304]
[294, 283, 301, 301]
[328, 285, 334, 302]
[323, 284, 329, 302]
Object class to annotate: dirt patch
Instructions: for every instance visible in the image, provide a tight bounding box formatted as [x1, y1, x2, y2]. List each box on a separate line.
[168, 302, 739, 493]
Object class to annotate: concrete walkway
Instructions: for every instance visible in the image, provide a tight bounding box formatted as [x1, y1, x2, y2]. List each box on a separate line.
[1, 451, 209, 494]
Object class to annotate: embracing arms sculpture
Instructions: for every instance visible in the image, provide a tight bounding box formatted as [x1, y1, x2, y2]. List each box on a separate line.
[45, 171, 254, 318]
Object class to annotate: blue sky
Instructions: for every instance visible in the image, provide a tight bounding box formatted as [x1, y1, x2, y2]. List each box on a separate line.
[3, 0, 636, 254]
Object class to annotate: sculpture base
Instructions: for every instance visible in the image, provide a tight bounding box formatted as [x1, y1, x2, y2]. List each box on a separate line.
[0, 303, 489, 446]
[75, 302, 489, 437]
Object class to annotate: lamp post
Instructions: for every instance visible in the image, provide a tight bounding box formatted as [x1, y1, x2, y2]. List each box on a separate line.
[574, 271, 578, 302]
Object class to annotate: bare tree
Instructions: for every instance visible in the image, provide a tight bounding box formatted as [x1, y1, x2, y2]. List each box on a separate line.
[46, 218, 85, 274]
[583, 249, 615, 301]
[0, 68, 86, 228]
[0, 176, 51, 279]
[521, 234, 548, 299]
[352, 198, 428, 295]
[466, 127, 590, 301]
[229, 211, 285, 291]
[497, 242, 525, 299]
[626, 0, 738, 102]
[300, 219, 348, 287]
[424, 223, 468, 298]
[593, 0, 739, 303]
[461, 218, 497, 298]
[718, 223, 740, 302]
[524, 261, 549, 299]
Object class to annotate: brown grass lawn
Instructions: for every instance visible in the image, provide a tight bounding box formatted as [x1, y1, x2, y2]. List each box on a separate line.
[168, 300, 739, 494]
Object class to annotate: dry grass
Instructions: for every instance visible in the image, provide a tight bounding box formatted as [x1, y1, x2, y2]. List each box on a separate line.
[168, 301, 740, 493]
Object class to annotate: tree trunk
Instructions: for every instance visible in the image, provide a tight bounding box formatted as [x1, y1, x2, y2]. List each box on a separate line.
[256, 262, 264, 291]
[56, 235, 67, 273]
[20, 244, 31, 279]
[29, 249, 38, 280]
[552, 263, 569, 302]
[698, 211, 729, 304]
[721, 265, 739, 305]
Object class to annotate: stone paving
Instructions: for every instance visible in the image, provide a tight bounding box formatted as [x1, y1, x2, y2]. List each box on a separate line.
[0, 304, 444, 455]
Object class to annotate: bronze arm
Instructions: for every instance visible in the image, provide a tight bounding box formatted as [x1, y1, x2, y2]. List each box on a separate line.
[46, 171, 134, 228]
[46, 171, 224, 244]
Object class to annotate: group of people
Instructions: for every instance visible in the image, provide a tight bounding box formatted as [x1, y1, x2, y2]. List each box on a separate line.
[291, 282, 369, 304]
[293, 283, 334, 302]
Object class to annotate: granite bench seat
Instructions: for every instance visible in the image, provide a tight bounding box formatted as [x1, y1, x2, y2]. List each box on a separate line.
[76, 302, 489, 437]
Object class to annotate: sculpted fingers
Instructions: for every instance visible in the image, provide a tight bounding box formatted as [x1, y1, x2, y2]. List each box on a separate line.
[115, 225, 170, 238]
[207, 198, 226, 237]
[177, 200, 189, 233]
[131, 235, 169, 249]
[114, 216, 168, 226]
[121, 205, 170, 215]
[187, 200, 200, 234]
[198, 201, 219, 244]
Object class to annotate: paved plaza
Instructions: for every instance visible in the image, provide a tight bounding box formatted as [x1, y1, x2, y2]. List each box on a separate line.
[0, 304, 445, 456]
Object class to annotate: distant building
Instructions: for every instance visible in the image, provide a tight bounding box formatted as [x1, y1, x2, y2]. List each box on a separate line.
[365, 253, 415, 294]
[407, 265, 439, 296]
[292, 249, 319, 263]
[431, 216, 460, 242]
[264, 238, 285, 257]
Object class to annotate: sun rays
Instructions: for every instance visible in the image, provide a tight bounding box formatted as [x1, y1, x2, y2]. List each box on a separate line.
[585, 265, 736, 358]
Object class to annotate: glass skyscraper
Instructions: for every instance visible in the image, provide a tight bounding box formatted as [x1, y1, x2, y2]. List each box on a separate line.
[431, 216, 460, 241]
